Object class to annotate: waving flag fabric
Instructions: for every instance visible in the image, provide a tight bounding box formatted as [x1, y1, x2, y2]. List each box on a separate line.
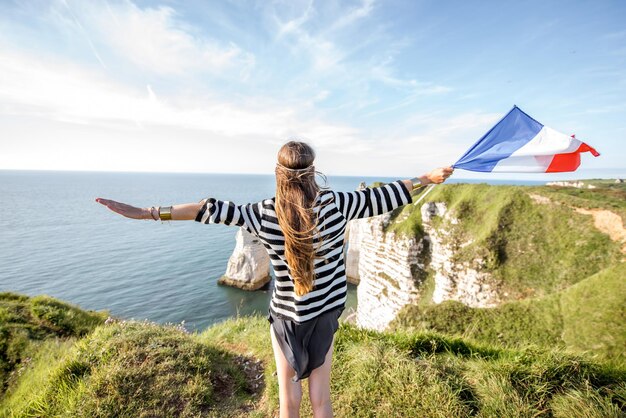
[452, 106, 600, 173]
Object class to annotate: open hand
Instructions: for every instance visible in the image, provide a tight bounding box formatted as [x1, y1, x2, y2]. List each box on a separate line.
[427, 166, 454, 184]
[95, 198, 149, 220]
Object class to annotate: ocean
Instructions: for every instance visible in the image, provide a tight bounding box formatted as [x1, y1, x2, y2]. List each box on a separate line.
[0, 170, 546, 332]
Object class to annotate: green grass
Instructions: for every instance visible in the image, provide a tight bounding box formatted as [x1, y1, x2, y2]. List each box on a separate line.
[1, 319, 260, 418]
[530, 179, 626, 222]
[391, 263, 626, 365]
[202, 315, 625, 417]
[2, 294, 625, 417]
[0, 292, 108, 394]
[0, 337, 77, 416]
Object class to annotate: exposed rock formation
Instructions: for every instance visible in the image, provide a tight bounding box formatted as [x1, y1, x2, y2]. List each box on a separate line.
[352, 213, 429, 331]
[218, 228, 271, 290]
[350, 198, 500, 331]
[421, 202, 500, 309]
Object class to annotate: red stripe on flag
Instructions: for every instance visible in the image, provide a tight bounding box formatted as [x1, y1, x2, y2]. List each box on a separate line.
[546, 143, 600, 173]
[578, 142, 600, 157]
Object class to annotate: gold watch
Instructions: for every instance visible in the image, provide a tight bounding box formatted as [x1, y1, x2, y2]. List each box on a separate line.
[159, 206, 173, 221]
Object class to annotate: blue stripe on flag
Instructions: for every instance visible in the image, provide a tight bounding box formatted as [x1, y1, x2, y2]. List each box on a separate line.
[453, 106, 544, 172]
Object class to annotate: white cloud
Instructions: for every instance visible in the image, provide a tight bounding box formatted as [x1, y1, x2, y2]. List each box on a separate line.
[266, 0, 450, 115]
[270, 0, 374, 72]
[0, 47, 365, 153]
[54, 0, 255, 77]
[328, 0, 376, 32]
[0, 45, 494, 176]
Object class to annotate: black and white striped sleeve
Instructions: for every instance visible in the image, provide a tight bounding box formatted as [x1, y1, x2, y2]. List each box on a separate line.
[194, 198, 262, 235]
[332, 179, 414, 222]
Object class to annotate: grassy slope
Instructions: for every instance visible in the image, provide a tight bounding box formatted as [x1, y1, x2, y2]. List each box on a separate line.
[391, 263, 626, 364]
[530, 179, 626, 222]
[1, 319, 258, 418]
[204, 316, 626, 417]
[0, 292, 108, 394]
[1, 294, 625, 417]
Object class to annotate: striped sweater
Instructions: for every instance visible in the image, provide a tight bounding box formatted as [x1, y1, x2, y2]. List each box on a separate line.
[195, 179, 418, 324]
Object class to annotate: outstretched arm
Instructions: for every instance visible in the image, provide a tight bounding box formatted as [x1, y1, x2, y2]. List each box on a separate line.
[333, 166, 454, 221]
[400, 166, 454, 193]
[95, 198, 202, 221]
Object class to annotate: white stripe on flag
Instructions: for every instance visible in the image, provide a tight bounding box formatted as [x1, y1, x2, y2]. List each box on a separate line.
[491, 155, 554, 172]
[508, 126, 581, 157]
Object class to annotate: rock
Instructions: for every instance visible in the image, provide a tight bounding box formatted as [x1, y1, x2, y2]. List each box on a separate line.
[350, 198, 501, 331]
[346, 219, 367, 285]
[421, 202, 500, 308]
[218, 228, 271, 290]
[353, 212, 428, 331]
[421, 201, 447, 222]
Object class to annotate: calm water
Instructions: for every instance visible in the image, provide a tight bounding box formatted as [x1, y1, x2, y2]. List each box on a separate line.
[0, 170, 544, 332]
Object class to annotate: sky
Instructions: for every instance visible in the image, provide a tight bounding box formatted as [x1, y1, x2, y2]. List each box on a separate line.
[1, 0, 625, 180]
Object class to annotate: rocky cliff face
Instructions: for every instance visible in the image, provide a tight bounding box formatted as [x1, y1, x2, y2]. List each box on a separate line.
[421, 202, 500, 309]
[349, 200, 500, 331]
[351, 212, 429, 331]
[218, 229, 271, 290]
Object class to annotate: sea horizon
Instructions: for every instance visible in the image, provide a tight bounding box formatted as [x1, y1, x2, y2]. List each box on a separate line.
[2, 167, 624, 182]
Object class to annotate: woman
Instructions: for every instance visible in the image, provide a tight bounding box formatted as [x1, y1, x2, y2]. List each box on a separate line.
[96, 140, 453, 418]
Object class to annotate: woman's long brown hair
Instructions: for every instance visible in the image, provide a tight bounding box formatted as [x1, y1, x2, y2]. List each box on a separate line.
[275, 141, 329, 296]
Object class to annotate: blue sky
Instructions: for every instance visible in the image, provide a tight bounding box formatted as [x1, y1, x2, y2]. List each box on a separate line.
[0, 0, 624, 179]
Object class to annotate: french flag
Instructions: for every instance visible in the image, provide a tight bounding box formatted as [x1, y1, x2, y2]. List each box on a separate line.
[453, 105, 600, 173]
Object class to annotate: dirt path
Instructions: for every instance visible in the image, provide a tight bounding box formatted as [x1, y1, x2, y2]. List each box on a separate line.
[527, 193, 626, 254]
[574, 207, 626, 254]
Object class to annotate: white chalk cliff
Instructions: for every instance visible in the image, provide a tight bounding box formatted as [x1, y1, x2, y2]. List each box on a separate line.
[344, 181, 367, 285]
[348, 199, 500, 331]
[352, 212, 429, 331]
[218, 228, 271, 290]
[421, 202, 500, 309]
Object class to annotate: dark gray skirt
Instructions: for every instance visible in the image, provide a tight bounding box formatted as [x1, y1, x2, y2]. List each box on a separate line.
[268, 306, 344, 382]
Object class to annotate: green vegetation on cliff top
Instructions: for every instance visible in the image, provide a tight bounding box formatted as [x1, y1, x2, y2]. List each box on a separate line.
[372, 180, 624, 364]
[0, 292, 108, 394]
[383, 181, 623, 299]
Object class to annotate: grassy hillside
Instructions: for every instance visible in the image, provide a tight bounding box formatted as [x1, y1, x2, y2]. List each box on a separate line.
[1, 294, 624, 417]
[391, 263, 626, 364]
[385, 181, 625, 361]
[1, 318, 259, 417]
[0, 292, 108, 394]
[383, 183, 623, 299]
[533, 179, 626, 221]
